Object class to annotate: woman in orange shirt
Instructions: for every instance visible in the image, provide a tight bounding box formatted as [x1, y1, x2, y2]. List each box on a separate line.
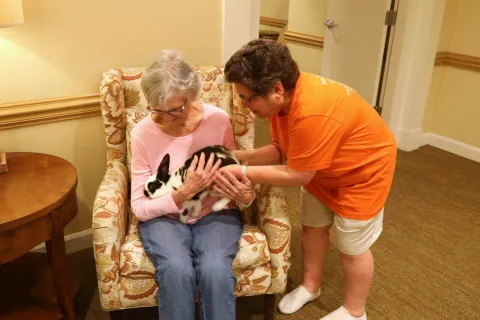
[215, 39, 397, 320]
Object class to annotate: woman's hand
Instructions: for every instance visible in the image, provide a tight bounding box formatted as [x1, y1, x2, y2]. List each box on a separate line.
[181, 153, 221, 198]
[213, 169, 255, 205]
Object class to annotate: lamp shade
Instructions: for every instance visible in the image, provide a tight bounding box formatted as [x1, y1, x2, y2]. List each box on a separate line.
[0, 0, 24, 27]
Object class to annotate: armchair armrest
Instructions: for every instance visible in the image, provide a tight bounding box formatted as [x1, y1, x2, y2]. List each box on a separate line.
[92, 162, 128, 310]
[254, 185, 291, 294]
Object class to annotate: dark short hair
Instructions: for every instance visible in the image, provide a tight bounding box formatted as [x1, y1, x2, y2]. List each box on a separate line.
[224, 39, 300, 95]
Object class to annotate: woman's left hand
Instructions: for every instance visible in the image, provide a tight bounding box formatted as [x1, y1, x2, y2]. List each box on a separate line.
[213, 169, 255, 205]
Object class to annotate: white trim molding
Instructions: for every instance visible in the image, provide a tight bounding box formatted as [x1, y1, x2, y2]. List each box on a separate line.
[422, 133, 480, 163]
[32, 229, 93, 254]
[396, 128, 424, 151]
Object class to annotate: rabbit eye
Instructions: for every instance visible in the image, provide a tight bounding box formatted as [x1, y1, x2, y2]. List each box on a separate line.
[148, 183, 157, 193]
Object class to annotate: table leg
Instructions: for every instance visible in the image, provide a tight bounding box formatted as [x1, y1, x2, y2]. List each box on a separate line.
[46, 208, 75, 320]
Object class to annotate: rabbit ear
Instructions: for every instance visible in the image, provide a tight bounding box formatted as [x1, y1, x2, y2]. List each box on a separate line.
[157, 153, 170, 181]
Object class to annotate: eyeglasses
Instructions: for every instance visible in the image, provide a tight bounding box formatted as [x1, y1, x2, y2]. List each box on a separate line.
[239, 93, 260, 105]
[148, 99, 187, 116]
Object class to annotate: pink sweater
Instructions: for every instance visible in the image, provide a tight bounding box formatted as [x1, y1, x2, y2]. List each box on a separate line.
[130, 104, 236, 223]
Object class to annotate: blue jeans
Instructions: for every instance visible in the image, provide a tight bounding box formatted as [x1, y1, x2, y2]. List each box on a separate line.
[139, 209, 243, 320]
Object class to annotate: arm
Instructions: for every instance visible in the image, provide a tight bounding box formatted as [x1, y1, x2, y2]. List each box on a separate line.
[245, 165, 315, 187]
[221, 164, 315, 187]
[171, 188, 196, 206]
[92, 162, 128, 309]
[235, 143, 282, 166]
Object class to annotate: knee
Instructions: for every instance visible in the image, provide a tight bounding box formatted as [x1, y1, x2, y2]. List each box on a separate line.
[197, 257, 234, 284]
[340, 249, 372, 261]
[302, 225, 330, 241]
[157, 255, 195, 281]
[339, 250, 374, 277]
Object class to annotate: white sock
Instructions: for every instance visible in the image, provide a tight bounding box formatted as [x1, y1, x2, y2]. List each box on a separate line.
[321, 306, 367, 320]
[277, 285, 321, 314]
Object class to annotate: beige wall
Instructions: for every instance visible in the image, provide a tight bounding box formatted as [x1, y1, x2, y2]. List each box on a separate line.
[0, 0, 223, 235]
[0, 0, 222, 104]
[259, 0, 288, 32]
[288, 0, 326, 36]
[260, 0, 289, 20]
[287, 43, 323, 75]
[286, 0, 326, 75]
[423, 0, 480, 148]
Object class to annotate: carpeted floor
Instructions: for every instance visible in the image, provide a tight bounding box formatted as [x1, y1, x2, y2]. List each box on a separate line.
[72, 118, 479, 319]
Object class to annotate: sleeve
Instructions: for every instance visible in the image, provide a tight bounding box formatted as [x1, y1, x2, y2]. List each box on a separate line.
[287, 116, 346, 171]
[223, 119, 237, 150]
[130, 136, 183, 221]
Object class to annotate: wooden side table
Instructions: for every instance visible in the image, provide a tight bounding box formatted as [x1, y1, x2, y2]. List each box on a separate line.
[0, 152, 78, 320]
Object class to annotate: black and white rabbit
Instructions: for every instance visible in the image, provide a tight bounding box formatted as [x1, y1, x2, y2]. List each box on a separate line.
[144, 145, 239, 223]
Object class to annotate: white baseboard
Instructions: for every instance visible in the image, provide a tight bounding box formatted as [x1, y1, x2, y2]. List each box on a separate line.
[397, 128, 424, 151]
[32, 229, 93, 254]
[422, 133, 480, 163]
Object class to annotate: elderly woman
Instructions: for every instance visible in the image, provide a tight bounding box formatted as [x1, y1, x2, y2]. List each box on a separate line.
[216, 39, 397, 320]
[130, 50, 255, 320]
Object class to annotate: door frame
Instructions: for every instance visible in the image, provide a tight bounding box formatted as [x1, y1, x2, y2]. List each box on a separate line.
[380, 0, 446, 151]
[374, 0, 400, 115]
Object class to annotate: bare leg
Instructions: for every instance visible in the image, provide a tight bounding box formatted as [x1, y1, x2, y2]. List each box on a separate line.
[278, 224, 331, 314]
[301, 225, 331, 293]
[340, 249, 374, 317]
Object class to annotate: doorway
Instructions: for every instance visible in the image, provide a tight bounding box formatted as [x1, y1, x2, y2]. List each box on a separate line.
[321, 0, 400, 116]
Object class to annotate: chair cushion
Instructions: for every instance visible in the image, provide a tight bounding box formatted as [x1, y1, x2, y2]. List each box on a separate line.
[119, 224, 271, 279]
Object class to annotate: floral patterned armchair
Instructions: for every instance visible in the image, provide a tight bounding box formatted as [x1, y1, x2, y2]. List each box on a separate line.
[92, 66, 291, 319]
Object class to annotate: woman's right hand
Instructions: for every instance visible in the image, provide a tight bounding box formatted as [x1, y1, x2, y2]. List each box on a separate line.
[181, 153, 221, 197]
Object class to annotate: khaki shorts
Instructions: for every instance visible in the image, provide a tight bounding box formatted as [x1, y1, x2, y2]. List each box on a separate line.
[300, 187, 384, 256]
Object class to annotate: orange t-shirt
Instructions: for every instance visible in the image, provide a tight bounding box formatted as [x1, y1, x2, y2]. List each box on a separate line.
[269, 72, 397, 220]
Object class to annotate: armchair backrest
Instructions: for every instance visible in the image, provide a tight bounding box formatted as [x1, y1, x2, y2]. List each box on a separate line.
[99, 66, 256, 171]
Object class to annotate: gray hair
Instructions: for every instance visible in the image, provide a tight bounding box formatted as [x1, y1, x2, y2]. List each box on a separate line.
[141, 50, 202, 109]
